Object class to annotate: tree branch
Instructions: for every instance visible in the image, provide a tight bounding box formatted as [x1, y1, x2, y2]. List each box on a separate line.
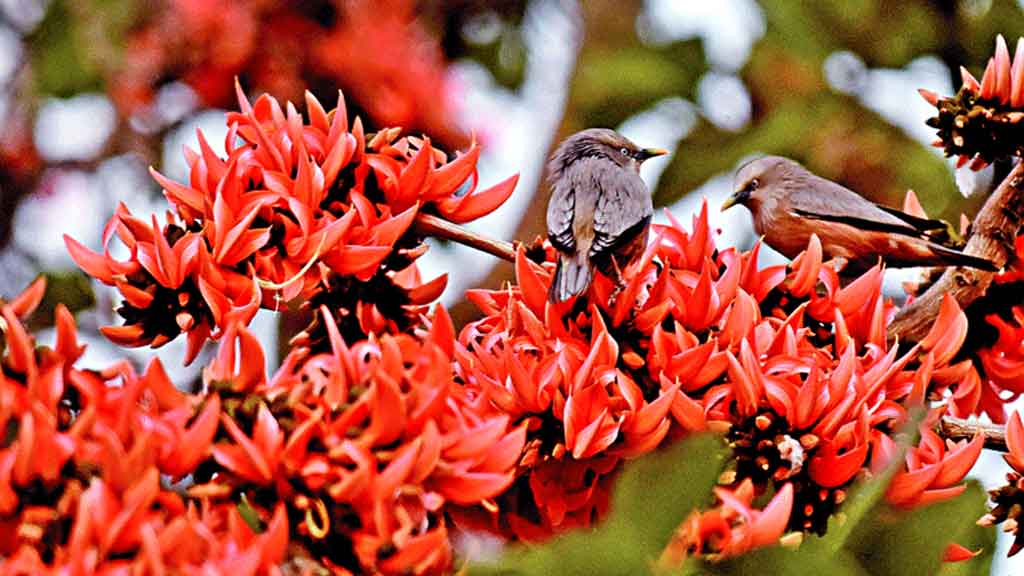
[888, 160, 1024, 344]
[412, 213, 516, 263]
[937, 415, 1008, 452]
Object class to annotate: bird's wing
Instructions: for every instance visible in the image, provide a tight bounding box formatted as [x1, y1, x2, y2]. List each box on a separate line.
[590, 160, 653, 259]
[873, 204, 948, 231]
[546, 176, 576, 254]
[787, 176, 925, 238]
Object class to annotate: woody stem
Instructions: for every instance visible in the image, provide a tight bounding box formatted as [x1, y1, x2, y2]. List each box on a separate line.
[937, 415, 1008, 452]
[412, 213, 517, 263]
[888, 160, 1024, 344]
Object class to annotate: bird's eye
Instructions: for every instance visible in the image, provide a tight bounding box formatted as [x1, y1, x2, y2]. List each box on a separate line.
[746, 178, 760, 192]
[620, 147, 630, 156]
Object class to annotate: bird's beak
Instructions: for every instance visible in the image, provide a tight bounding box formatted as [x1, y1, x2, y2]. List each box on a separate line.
[721, 193, 741, 212]
[638, 147, 669, 161]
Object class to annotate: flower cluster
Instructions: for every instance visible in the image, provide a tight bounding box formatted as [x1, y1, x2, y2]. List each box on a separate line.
[453, 204, 984, 551]
[921, 35, 1024, 169]
[66, 86, 516, 363]
[111, 0, 467, 147]
[0, 278, 289, 573]
[202, 304, 524, 573]
[0, 276, 523, 574]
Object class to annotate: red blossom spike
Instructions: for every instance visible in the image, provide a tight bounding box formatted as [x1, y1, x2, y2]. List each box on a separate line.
[213, 403, 282, 485]
[787, 234, 822, 298]
[1005, 410, 1024, 473]
[428, 142, 480, 199]
[902, 189, 927, 218]
[920, 294, 967, 366]
[515, 246, 548, 316]
[961, 66, 981, 93]
[944, 543, 982, 562]
[808, 441, 869, 488]
[980, 58, 997, 99]
[393, 138, 433, 210]
[64, 235, 119, 284]
[685, 200, 712, 269]
[996, 35, 1012, 102]
[1012, 38, 1024, 107]
[719, 289, 758, 348]
[917, 88, 940, 107]
[746, 482, 793, 548]
[7, 276, 46, 319]
[439, 173, 519, 224]
[160, 395, 220, 478]
[932, 433, 983, 488]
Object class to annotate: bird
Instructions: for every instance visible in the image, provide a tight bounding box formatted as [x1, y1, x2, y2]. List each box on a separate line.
[721, 155, 997, 273]
[546, 128, 668, 303]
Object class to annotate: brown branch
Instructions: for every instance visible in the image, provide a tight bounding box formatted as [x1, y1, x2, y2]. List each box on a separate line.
[888, 160, 1024, 344]
[412, 213, 516, 263]
[937, 415, 1008, 452]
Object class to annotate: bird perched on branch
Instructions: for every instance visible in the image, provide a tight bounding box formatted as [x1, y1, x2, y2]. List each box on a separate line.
[721, 155, 998, 273]
[546, 128, 668, 302]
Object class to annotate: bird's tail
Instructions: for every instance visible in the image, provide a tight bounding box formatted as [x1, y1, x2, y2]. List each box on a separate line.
[549, 252, 593, 303]
[928, 243, 999, 271]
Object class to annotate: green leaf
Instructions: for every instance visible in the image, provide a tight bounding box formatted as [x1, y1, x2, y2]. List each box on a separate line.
[22, 271, 96, 332]
[29, 0, 103, 97]
[709, 543, 869, 576]
[604, 433, 728, 556]
[937, 510, 996, 576]
[846, 482, 992, 576]
[572, 39, 706, 129]
[28, 0, 140, 97]
[469, 434, 728, 576]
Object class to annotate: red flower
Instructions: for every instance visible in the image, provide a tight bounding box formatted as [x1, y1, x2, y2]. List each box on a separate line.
[978, 306, 1024, 420]
[920, 34, 1024, 169]
[456, 201, 983, 543]
[663, 479, 793, 563]
[70, 86, 517, 359]
[196, 306, 523, 573]
[873, 423, 983, 508]
[110, 1, 470, 148]
[0, 279, 289, 573]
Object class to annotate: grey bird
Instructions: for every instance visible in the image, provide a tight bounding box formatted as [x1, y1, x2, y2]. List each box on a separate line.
[721, 155, 997, 272]
[546, 128, 668, 302]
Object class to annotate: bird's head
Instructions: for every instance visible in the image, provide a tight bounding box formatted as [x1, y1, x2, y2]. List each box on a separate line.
[549, 128, 668, 177]
[722, 155, 796, 212]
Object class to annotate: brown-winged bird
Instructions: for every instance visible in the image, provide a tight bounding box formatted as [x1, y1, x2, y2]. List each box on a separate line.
[546, 129, 668, 302]
[721, 156, 997, 273]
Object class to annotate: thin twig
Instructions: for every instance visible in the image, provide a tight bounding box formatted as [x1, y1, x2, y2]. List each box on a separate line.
[937, 415, 1008, 452]
[412, 213, 516, 262]
[888, 160, 1024, 344]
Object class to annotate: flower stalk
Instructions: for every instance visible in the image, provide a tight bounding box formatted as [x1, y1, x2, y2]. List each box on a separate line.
[939, 415, 1009, 451]
[412, 212, 517, 262]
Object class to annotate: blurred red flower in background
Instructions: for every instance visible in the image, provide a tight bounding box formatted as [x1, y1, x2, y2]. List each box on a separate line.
[111, 0, 468, 148]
